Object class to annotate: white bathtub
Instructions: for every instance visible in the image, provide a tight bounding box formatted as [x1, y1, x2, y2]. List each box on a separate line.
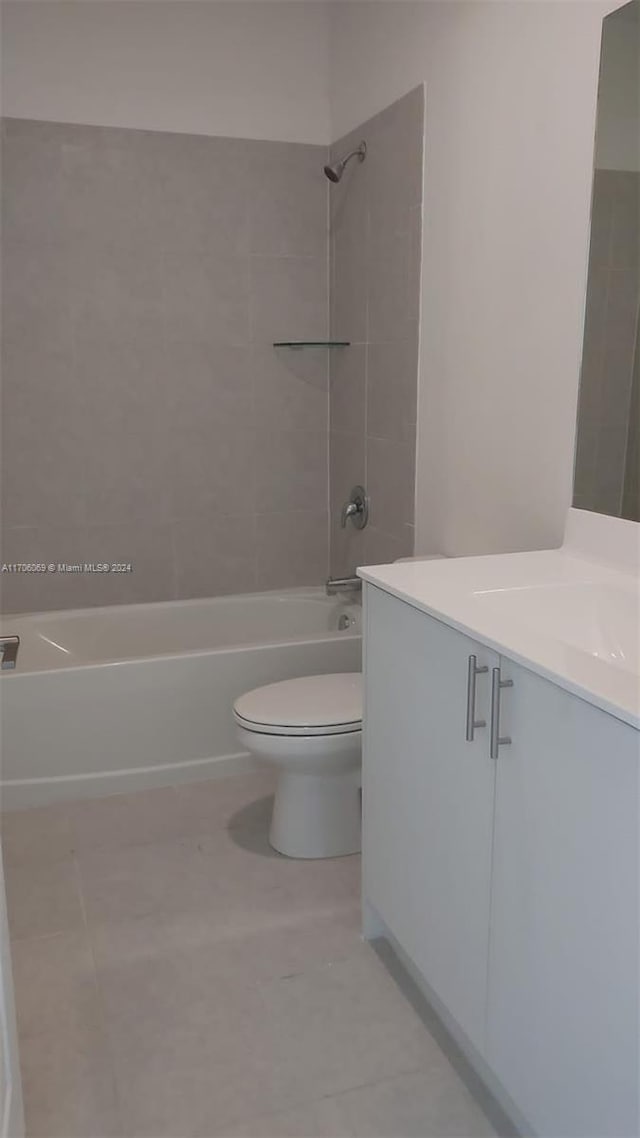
[0, 589, 361, 809]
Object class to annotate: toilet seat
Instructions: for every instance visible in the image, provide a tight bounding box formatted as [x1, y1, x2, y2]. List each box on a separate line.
[233, 673, 362, 737]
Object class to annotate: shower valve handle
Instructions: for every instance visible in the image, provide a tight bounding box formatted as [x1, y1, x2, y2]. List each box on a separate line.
[340, 486, 369, 530]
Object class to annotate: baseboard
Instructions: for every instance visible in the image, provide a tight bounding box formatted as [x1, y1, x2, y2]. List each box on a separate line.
[362, 899, 533, 1138]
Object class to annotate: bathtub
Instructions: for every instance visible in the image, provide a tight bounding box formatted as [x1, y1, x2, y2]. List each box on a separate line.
[0, 588, 361, 810]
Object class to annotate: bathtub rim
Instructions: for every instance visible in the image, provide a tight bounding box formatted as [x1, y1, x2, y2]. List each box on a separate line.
[0, 585, 362, 677]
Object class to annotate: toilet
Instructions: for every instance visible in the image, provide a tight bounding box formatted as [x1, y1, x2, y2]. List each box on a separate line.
[233, 673, 362, 859]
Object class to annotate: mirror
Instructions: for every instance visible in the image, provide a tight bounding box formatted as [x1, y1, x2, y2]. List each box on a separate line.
[573, 0, 639, 521]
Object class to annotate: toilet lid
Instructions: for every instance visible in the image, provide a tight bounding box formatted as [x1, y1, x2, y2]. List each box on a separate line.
[233, 673, 362, 737]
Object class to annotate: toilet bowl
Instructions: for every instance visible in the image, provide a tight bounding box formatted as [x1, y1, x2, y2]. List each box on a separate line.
[233, 673, 362, 859]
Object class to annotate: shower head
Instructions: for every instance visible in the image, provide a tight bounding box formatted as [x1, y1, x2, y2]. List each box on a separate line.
[323, 141, 367, 184]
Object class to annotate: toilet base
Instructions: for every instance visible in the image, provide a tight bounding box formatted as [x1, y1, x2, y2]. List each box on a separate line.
[235, 724, 362, 860]
[270, 768, 361, 859]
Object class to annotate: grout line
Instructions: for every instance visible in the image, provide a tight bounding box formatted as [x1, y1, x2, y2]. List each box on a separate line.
[72, 854, 90, 933]
[8, 927, 75, 949]
[364, 198, 371, 496]
[76, 856, 128, 1137]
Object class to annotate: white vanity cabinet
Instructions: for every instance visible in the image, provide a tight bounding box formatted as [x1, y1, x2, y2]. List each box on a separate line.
[363, 584, 499, 1053]
[363, 583, 640, 1138]
[487, 657, 639, 1138]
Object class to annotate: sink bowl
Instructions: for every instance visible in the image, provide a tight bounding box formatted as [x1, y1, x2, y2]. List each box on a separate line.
[474, 581, 639, 673]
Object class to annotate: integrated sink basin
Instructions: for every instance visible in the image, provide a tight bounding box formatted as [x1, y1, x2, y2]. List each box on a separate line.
[473, 580, 639, 673]
[358, 513, 640, 727]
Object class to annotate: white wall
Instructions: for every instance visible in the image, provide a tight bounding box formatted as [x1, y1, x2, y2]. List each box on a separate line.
[595, 3, 640, 171]
[330, 1, 618, 556]
[0, 0, 330, 143]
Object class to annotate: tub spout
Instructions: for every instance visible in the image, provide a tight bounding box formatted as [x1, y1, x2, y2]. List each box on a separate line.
[0, 635, 19, 670]
[326, 576, 362, 596]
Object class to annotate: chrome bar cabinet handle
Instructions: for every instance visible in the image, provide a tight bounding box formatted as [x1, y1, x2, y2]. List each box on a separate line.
[465, 654, 488, 741]
[490, 666, 513, 759]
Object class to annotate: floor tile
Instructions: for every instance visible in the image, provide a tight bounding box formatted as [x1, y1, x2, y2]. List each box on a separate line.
[91, 902, 361, 992]
[69, 784, 184, 851]
[4, 858, 84, 940]
[77, 834, 218, 926]
[334, 1068, 497, 1137]
[12, 928, 100, 1041]
[255, 949, 443, 1104]
[80, 820, 360, 931]
[1, 802, 75, 868]
[107, 1002, 289, 1137]
[222, 1096, 352, 1138]
[20, 1019, 122, 1138]
[8, 775, 498, 1138]
[104, 945, 440, 1137]
[174, 769, 277, 833]
[195, 828, 361, 919]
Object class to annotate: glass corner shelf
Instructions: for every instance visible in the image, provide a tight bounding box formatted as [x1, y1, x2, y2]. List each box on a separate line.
[272, 340, 351, 348]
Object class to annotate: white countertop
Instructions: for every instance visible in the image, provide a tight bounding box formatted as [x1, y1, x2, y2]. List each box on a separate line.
[359, 544, 640, 730]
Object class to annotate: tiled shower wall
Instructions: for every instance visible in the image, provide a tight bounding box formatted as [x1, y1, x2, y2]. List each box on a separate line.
[1, 119, 330, 611]
[574, 167, 639, 519]
[329, 87, 423, 576]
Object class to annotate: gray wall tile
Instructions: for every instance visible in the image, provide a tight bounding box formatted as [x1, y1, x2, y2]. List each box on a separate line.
[1, 130, 66, 246]
[80, 524, 176, 606]
[329, 516, 364, 580]
[329, 432, 366, 517]
[252, 346, 328, 434]
[2, 239, 73, 351]
[151, 135, 252, 257]
[2, 98, 424, 606]
[162, 250, 250, 347]
[1, 526, 89, 613]
[330, 346, 366, 437]
[363, 525, 415, 567]
[1, 119, 330, 609]
[250, 255, 328, 345]
[172, 515, 257, 599]
[249, 142, 328, 258]
[255, 511, 329, 590]
[1, 340, 89, 530]
[168, 424, 257, 520]
[253, 430, 328, 514]
[330, 247, 367, 346]
[329, 431, 366, 577]
[328, 87, 424, 574]
[366, 437, 416, 535]
[0, 523, 175, 612]
[367, 337, 418, 443]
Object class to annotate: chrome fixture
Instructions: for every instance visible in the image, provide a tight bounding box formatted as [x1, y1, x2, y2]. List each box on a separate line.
[326, 576, 362, 595]
[0, 635, 20, 670]
[341, 485, 369, 530]
[490, 666, 513, 759]
[465, 655, 488, 742]
[324, 141, 367, 184]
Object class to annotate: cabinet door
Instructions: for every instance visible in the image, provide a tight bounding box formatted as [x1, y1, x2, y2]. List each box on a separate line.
[487, 658, 639, 1138]
[363, 585, 499, 1052]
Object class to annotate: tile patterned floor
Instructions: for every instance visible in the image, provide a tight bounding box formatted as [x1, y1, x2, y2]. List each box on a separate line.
[2, 772, 497, 1138]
